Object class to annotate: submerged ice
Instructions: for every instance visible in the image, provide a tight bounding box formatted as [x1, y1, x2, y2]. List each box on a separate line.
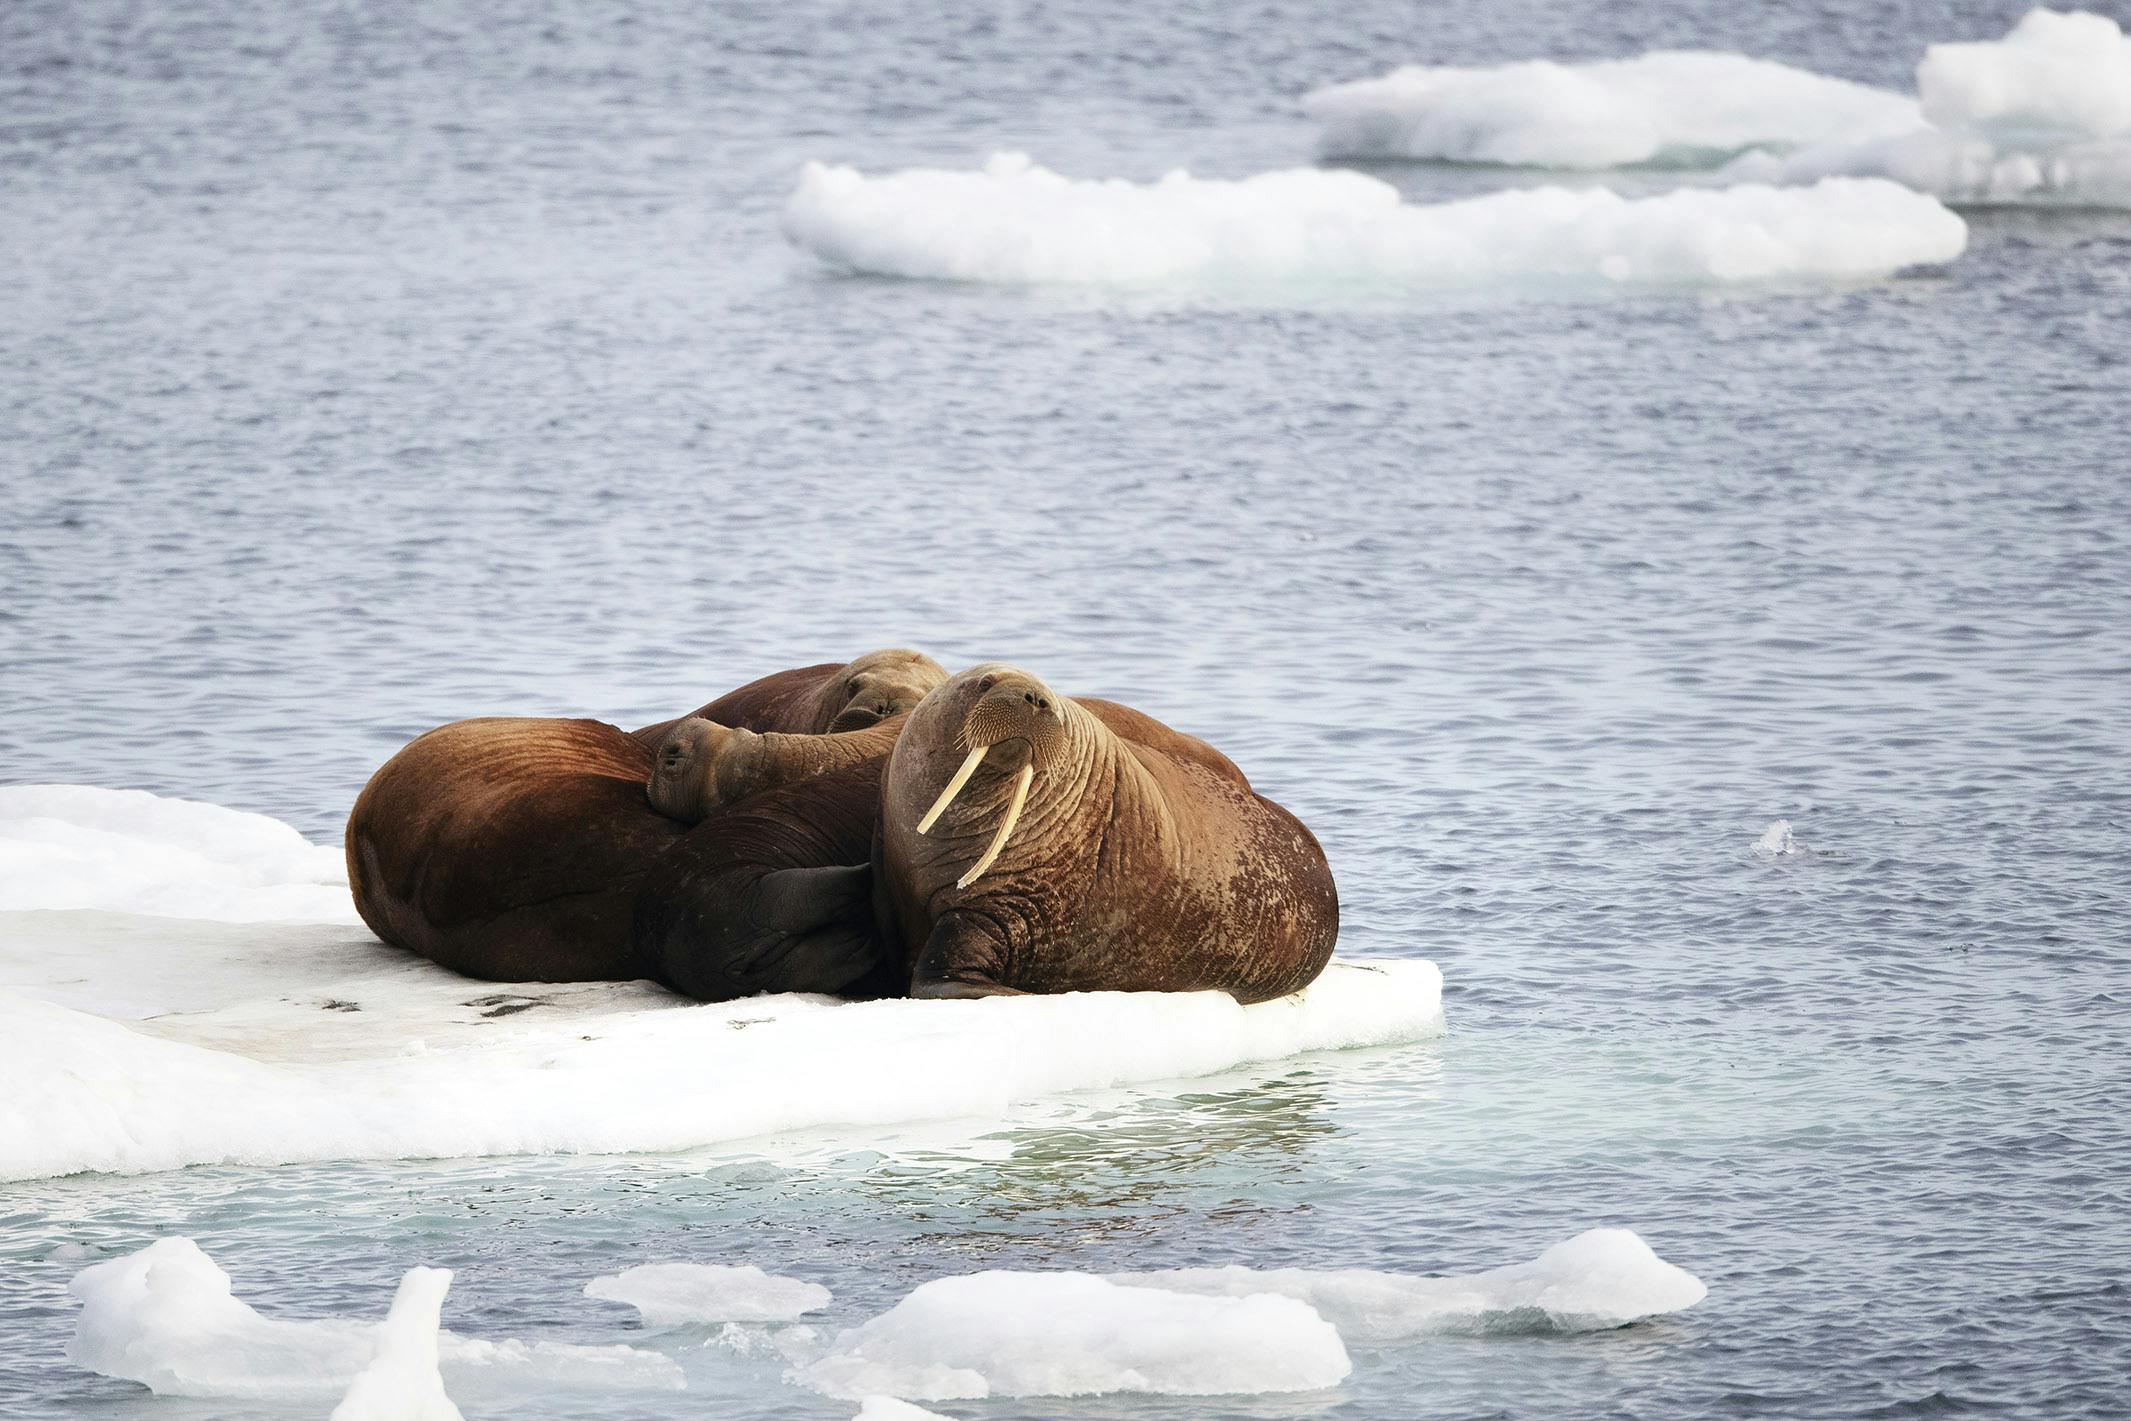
[1112, 1228, 1707, 1343]
[784, 155, 1964, 289]
[797, 1272, 1352, 1401]
[585, 1263, 833, 1325]
[1306, 51, 1921, 168]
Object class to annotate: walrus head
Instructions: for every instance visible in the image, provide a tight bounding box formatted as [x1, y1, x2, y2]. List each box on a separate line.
[909, 664, 1070, 889]
[819, 648, 948, 733]
[647, 719, 765, 824]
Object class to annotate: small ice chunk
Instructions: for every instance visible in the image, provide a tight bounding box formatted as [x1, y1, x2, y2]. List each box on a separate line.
[330, 1268, 463, 1421]
[66, 1238, 682, 1398]
[796, 1272, 1350, 1401]
[1306, 51, 1922, 168]
[855, 1399, 958, 1421]
[585, 1263, 832, 1325]
[1918, 9, 2131, 138]
[1722, 124, 2131, 209]
[0, 784, 354, 924]
[1115, 1228, 1706, 1342]
[1754, 820, 1800, 856]
[783, 156, 1965, 290]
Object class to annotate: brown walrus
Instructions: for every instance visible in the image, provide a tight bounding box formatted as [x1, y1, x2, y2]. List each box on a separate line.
[630, 716, 907, 1000]
[346, 717, 686, 982]
[874, 665, 1338, 1003]
[348, 708, 918, 995]
[631, 647, 946, 748]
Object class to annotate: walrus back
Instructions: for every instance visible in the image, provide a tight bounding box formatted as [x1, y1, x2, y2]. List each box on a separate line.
[345, 717, 686, 982]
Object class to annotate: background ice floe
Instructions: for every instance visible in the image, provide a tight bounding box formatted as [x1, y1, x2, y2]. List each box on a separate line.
[0, 784, 356, 924]
[784, 156, 1964, 289]
[1110, 1227, 1707, 1343]
[1305, 52, 1922, 168]
[328, 1268, 463, 1421]
[0, 789, 1443, 1182]
[68, 1239, 682, 1400]
[1726, 10, 2131, 210]
[584, 1264, 832, 1325]
[795, 1272, 1352, 1401]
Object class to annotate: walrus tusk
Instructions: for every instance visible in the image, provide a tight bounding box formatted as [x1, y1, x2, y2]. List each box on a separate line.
[958, 762, 1033, 889]
[917, 743, 989, 834]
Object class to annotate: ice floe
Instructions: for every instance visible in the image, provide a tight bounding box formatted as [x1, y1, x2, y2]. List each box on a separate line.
[0, 787, 1443, 1181]
[796, 1272, 1351, 1401]
[1306, 52, 1921, 168]
[1917, 9, 2131, 138]
[0, 783, 355, 924]
[1112, 1228, 1707, 1343]
[1754, 820, 1801, 856]
[1712, 10, 2131, 208]
[585, 1263, 833, 1325]
[855, 1398, 957, 1421]
[329, 1268, 463, 1421]
[67, 1239, 683, 1399]
[784, 155, 1964, 289]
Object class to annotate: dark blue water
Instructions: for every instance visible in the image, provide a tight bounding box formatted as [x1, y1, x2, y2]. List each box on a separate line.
[4, 0, 2129, 1416]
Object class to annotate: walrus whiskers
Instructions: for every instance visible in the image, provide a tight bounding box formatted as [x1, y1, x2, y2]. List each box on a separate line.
[916, 743, 989, 834]
[957, 762, 1033, 889]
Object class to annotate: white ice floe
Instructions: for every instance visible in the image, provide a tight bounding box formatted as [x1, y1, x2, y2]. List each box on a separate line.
[1918, 9, 2131, 138]
[1754, 820, 1801, 856]
[0, 787, 1442, 1182]
[1111, 1228, 1706, 1344]
[330, 1268, 464, 1421]
[1725, 11, 2131, 208]
[855, 1398, 957, 1421]
[0, 783, 356, 924]
[585, 1263, 832, 1326]
[784, 155, 1964, 289]
[1305, 51, 1921, 168]
[67, 1238, 683, 1400]
[797, 1272, 1351, 1401]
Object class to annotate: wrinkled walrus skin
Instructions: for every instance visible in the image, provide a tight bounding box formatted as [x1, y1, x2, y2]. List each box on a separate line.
[876, 666, 1338, 1004]
[631, 714, 908, 1000]
[346, 717, 686, 982]
[630, 648, 946, 748]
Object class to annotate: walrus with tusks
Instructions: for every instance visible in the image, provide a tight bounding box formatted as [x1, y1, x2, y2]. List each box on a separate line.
[875, 665, 1338, 1003]
[631, 647, 946, 748]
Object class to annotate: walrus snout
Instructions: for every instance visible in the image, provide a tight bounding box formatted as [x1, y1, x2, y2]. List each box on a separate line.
[911, 665, 1072, 890]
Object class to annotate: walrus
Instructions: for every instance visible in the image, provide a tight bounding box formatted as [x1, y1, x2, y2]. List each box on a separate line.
[875, 665, 1338, 1003]
[631, 647, 946, 748]
[346, 717, 687, 982]
[632, 718, 909, 1001]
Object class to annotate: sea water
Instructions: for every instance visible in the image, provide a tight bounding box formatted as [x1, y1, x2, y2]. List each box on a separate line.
[3, 0, 2129, 1415]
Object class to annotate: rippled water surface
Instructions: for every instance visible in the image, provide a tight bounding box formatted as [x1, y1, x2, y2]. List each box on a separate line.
[4, 0, 2129, 1416]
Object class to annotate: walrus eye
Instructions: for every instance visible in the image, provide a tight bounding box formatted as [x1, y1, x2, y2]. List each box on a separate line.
[846, 679, 860, 697]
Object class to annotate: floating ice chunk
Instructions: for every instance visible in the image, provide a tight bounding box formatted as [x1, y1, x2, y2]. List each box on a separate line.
[0, 914, 1440, 1180]
[585, 1263, 832, 1325]
[856, 1398, 958, 1420]
[1753, 820, 1801, 856]
[1306, 52, 1921, 168]
[784, 156, 1965, 290]
[1114, 1228, 1706, 1342]
[66, 1239, 683, 1398]
[1724, 123, 2131, 209]
[330, 1268, 463, 1421]
[1918, 9, 2131, 138]
[797, 1272, 1350, 1401]
[0, 784, 355, 924]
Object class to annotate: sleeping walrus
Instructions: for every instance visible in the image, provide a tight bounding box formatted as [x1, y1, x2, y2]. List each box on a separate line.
[345, 650, 940, 992]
